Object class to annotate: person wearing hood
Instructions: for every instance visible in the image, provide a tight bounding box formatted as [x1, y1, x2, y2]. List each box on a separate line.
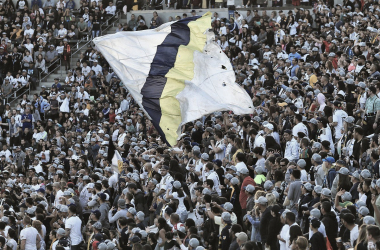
[317, 93, 326, 112]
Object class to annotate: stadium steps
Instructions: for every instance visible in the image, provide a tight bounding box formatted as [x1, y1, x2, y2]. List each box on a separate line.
[18, 19, 127, 105]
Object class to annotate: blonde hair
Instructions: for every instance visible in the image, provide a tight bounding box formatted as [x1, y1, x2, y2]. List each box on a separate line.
[295, 236, 308, 250]
[356, 224, 367, 249]
[254, 190, 266, 200]
[266, 193, 276, 206]
[32, 220, 43, 236]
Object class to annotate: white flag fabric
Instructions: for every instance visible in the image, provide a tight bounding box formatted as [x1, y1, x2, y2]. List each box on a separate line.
[93, 12, 254, 146]
[111, 150, 123, 174]
[60, 97, 70, 113]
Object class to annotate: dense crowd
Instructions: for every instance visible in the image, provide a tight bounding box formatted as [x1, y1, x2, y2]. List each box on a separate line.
[2, 0, 380, 250]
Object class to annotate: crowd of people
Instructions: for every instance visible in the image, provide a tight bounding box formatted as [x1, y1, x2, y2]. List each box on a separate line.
[2, 0, 380, 250]
[0, 0, 118, 99]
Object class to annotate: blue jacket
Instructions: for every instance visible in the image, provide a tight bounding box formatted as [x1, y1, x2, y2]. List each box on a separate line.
[35, 98, 50, 114]
[327, 168, 336, 189]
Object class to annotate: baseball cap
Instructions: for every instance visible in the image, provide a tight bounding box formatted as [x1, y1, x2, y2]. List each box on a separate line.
[255, 196, 268, 205]
[341, 192, 352, 201]
[322, 156, 335, 164]
[263, 181, 273, 190]
[338, 167, 349, 175]
[221, 212, 231, 222]
[235, 232, 248, 243]
[263, 123, 274, 130]
[245, 184, 255, 194]
[321, 188, 331, 197]
[361, 169, 371, 178]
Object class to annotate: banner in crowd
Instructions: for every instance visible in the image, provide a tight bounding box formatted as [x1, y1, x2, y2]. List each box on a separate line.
[94, 12, 254, 147]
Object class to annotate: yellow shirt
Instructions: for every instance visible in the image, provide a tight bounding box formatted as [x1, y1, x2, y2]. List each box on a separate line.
[232, 149, 243, 164]
[309, 74, 318, 88]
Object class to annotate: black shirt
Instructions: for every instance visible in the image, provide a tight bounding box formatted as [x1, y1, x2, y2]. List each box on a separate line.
[310, 231, 327, 250]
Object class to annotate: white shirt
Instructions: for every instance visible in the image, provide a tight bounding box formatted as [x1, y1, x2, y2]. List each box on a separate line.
[7, 238, 17, 250]
[118, 132, 126, 147]
[308, 220, 327, 239]
[160, 173, 173, 191]
[235, 161, 247, 172]
[92, 64, 103, 75]
[24, 43, 34, 53]
[284, 138, 299, 162]
[24, 28, 34, 37]
[254, 135, 266, 155]
[54, 190, 64, 206]
[105, 5, 116, 15]
[333, 109, 348, 139]
[82, 66, 91, 77]
[279, 224, 290, 250]
[65, 215, 83, 245]
[207, 171, 221, 195]
[120, 99, 129, 111]
[20, 226, 39, 250]
[350, 225, 359, 247]
[214, 140, 225, 160]
[319, 126, 334, 154]
[0, 149, 11, 161]
[293, 122, 308, 138]
[108, 172, 118, 189]
[57, 28, 67, 38]
[300, 169, 308, 182]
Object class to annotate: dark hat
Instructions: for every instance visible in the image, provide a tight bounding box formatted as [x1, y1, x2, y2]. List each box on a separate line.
[321, 140, 331, 149]
[97, 193, 106, 201]
[91, 209, 101, 219]
[284, 129, 292, 135]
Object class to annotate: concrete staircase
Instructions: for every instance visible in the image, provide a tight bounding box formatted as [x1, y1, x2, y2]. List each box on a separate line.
[23, 17, 127, 103]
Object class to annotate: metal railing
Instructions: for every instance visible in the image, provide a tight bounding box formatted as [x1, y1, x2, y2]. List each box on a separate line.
[7, 84, 31, 106]
[40, 57, 62, 82]
[70, 13, 121, 66]
[9, 13, 122, 107]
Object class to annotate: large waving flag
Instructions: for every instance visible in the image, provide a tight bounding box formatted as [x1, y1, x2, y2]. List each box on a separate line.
[93, 12, 254, 146]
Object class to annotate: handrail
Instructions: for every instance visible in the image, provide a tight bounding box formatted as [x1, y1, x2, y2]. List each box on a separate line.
[101, 13, 121, 36]
[39, 58, 62, 84]
[70, 39, 93, 67]
[10, 11, 122, 108]
[7, 84, 31, 106]
[70, 14, 121, 66]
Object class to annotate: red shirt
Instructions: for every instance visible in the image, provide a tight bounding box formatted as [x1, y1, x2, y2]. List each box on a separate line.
[323, 41, 331, 53]
[109, 113, 116, 123]
[239, 176, 256, 209]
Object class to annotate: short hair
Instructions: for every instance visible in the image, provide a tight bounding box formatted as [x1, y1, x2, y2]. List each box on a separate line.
[295, 114, 302, 122]
[119, 217, 128, 226]
[321, 201, 331, 212]
[367, 225, 380, 239]
[236, 152, 246, 162]
[371, 151, 379, 160]
[205, 179, 214, 188]
[206, 162, 214, 171]
[69, 205, 77, 214]
[253, 147, 264, 155]
[354, 127, 364, 136]
[185, 219, 195, 228]
[249, 129, 258, 136]
[342, 213, 355, 225]
[215, 130, 223, 139]
[170, 214, 179, 223]
[286, 212, 296, 223]
[280, 158, 289, 165]
[292, 169, 301, 179]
